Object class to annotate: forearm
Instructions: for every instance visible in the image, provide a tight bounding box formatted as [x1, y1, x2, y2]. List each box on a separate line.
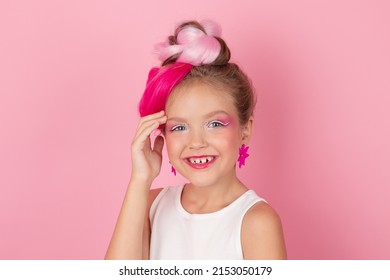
[105, 179, 151, 260]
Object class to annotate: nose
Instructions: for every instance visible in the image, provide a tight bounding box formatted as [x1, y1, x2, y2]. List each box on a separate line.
[188, 128, 207, 150]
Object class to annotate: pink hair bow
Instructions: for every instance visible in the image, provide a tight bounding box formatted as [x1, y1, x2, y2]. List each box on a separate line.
[155, 20, 222, 66]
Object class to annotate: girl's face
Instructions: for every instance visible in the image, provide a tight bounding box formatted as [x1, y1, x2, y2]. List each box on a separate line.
[165, 82, 252, 188]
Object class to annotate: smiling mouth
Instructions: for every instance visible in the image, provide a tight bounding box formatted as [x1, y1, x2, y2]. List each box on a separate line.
[187, 156, 215, 164]
[184, 156, 217, 169]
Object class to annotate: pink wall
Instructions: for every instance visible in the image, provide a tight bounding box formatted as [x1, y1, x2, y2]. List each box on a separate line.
[1, 0, 389, 259]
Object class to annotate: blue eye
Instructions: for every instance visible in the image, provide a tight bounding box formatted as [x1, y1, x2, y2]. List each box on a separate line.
[171, 125, 187, 131]
[208, 121, 227, 128]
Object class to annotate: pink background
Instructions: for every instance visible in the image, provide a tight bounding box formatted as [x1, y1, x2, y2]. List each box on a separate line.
[1, 0, 389, 259]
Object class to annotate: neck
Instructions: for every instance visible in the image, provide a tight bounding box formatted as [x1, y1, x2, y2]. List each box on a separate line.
[182, 171, 247, 213]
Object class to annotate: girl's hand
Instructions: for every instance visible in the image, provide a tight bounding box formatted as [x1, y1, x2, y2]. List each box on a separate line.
[130, 111, 167, 185]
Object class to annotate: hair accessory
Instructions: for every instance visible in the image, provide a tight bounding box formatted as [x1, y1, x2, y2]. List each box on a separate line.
[155, 20, 222, 66]
[171, 165, 177, 176]
[238, 144, 250, 168]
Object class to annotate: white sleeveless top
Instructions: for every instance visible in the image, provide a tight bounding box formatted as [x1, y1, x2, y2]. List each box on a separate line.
[149, 185, 266, 260]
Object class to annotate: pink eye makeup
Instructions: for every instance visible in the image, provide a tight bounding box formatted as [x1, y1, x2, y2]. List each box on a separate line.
[166, 123, 188, 132]
[205, 113, 234, 127]
[206, 120, 230, 128]
[165, 112, 236, 132]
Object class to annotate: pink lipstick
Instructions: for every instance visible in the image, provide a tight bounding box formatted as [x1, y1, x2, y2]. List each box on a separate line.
[184, 155, 217, 169]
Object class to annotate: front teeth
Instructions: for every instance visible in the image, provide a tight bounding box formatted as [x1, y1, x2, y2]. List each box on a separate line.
[189, 157, 214, 164]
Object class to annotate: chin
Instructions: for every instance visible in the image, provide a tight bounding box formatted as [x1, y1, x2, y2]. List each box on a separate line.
[183, 174, 219, 188]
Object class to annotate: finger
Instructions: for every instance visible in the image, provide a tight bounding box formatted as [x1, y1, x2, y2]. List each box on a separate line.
[153, 135, 165, 157]
[137, 110, 165, 130]
[135, 115, 167, 139]
[132, 121, 160, 151]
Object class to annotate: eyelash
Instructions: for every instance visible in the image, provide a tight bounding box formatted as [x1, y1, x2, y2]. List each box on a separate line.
[169, 121, 228, 132]
[170, 124, 187, 131]
[208, 121, 228, 128]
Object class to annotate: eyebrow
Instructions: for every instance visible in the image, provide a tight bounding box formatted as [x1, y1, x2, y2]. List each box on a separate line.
[167, 110, 230, 122]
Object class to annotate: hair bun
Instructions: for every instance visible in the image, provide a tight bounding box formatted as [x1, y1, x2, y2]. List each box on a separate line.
[155, 20, 231, 66]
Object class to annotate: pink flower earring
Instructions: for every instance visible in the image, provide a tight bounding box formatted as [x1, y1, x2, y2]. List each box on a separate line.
[171, 165, 177, 176]
[238, 144, 250, 168]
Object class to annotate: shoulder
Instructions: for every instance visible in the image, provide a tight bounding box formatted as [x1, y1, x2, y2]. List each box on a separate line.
[144, 188, 164, 233]
[149, 187, 164, 199]
[241, 202, 287, 259]
[243, 202, 280, 230]
[147, 188, 164, 207]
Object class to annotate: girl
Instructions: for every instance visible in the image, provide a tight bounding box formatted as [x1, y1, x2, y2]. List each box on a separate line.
[105, 20, 286, 260]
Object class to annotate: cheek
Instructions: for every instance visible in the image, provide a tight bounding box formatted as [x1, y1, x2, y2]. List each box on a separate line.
[209, 127, 242, 148]
[165, 134, 182, 158]
[165, 136, 174, 154]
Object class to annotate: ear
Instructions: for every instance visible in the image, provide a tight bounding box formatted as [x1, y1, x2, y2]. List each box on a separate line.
[241, 116, 253, 144]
